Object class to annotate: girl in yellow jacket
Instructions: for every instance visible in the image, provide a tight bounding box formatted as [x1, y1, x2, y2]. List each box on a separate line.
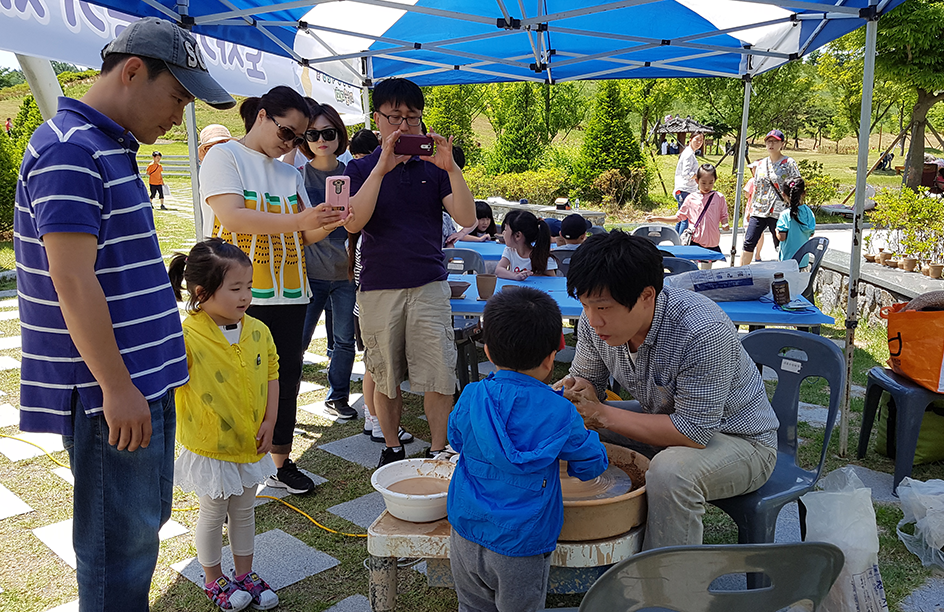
[168, 238, 280, 612]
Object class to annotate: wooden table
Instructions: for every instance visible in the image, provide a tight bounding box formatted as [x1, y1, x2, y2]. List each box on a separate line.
[367, 511, 644, 611]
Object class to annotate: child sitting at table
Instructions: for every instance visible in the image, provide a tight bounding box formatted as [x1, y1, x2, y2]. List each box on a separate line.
[646, 163, 730, 253]
[496, 210, 558, 279]
[776, 178, 815, 267]
[556, 213, 592, 252]
[447, 287, 608, 612]
[455, 200, 497, 242]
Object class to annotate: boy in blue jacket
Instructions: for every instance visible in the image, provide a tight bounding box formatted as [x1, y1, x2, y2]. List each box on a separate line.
[447, 287, 608, 612]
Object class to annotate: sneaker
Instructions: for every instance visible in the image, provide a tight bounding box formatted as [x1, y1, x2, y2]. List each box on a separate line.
[205, 576, 252, 611]
[160, 204, 168, 210]
[378, 446, 405, 468]
[264, 458, 314, 494]
[233, 571, 279, 610]
[371, 419, 415, 444]
[363, 413, 375, 436]
[425, 444, 457, 461]
[324, 399, 358, 420]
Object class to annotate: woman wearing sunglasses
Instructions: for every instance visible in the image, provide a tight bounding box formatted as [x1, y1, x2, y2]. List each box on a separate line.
[297, 101, 361, 422]
[200, 85, 350, 495]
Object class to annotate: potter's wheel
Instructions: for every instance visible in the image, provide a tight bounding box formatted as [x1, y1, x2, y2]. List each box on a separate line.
[558, 444, 649, 541]
[560, 462, 634, 501]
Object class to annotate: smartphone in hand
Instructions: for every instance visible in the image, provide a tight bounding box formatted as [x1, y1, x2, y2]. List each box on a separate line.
[394, 134, 434, 156]
[325, 175, 350, 220]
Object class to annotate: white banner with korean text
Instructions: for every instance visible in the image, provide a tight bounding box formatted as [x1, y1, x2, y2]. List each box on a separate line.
[0, 0, 363, 122]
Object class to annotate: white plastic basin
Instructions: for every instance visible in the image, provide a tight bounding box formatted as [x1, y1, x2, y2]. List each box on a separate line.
[371, 458, 455, 523]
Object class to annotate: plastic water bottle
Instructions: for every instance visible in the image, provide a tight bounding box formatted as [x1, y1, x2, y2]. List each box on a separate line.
[574, 198, 580, 210]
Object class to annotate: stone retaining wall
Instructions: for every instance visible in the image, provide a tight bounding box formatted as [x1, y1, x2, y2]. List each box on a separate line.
[814, 251, 944, 326]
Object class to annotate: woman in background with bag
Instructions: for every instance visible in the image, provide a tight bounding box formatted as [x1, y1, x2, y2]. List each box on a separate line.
[739, 129, 801, 266]
[648, 164, 729, 258]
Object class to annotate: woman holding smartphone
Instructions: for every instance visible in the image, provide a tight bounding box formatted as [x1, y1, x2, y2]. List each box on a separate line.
[200, 86, 349, 495]
[297, 100, 361, 421]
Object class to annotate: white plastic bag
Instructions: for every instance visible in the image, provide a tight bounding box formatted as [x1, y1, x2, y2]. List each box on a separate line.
[897, 477, 944, 569]
[801, 467, 888, 612]
[663, 260, 809, 302]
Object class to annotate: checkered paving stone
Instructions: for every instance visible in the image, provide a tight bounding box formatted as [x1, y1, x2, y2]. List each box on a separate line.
[43, 600, 78, 612]
[0, 431, 65, 461]
[0, 298, 18, 308]
[0, 310, 19, 321]
[319, 361, 366, 382]
[254, 469, 327, 507]
[303, 352, 329, 364]
[299, 394, 366, 421]
[0, 482, 32, 519]
[0, 335, 21, 350]
[298, 380, 326, 395]
[172, 529, 338, 590]
[326, 491, 386, 530]
[33, 518, 187, 569]
[319, 432, 430, 470]
[0, 402, 19, 427]
[0, 355, 21, 371]
[52, 467, 74, 486]
[325, 594, 372, 612]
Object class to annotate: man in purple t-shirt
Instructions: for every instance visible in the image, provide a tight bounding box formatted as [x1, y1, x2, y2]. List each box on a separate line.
[347, 78, 476, 467]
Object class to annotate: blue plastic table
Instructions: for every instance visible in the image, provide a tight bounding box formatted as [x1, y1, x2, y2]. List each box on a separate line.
[455, 241, 725, 262]
[449, 275, 834, 328]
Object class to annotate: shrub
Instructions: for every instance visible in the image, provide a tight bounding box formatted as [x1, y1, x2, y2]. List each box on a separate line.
[872, 187, 944, 262]
[592, 168, 648, 211]
[796, 159, 840, 208]
[464, 167, 571, 206]
[0, 96, 44, 231]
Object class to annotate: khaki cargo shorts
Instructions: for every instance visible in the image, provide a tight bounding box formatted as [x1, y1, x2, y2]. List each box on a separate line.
[357, 280, 458, 399]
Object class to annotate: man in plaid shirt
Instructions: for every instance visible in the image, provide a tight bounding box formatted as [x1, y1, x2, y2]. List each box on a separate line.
[560, 231, 778, 550]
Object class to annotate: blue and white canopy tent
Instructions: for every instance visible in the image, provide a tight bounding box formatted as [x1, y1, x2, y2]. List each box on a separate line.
[2, 0, 907, 454]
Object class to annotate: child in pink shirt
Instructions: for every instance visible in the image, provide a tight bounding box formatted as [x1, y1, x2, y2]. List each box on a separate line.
[648, 163, 729, 251]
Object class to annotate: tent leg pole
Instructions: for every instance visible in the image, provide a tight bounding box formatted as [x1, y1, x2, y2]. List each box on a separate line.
[840, 8, 878, 457]
[362, 57, 373, 129]
[730, 75, 751, 267]
[15, 54, 63, 121]
[185, 102, 202, 241]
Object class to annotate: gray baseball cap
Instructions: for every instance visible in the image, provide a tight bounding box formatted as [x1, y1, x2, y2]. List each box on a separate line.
[101, 17, 235, 110]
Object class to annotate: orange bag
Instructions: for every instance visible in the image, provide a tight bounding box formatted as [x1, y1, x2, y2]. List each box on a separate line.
[882, 303, 944, 393]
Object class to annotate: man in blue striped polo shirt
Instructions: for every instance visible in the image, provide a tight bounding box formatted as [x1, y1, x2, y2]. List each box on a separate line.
[14, 18, 234, 611]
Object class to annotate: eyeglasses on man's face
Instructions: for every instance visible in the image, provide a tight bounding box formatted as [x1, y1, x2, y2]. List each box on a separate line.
[375, 110, 423, 127]
[305, 128, 338, 142]
[268, 115, 306, 147]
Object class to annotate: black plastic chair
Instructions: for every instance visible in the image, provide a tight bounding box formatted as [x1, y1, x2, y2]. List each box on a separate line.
[791, 236, 829, 304]
[443, 248, 486, 274]
[662, 256, 698, 276]
[551, 250, 576, 277]
[632, 224, 681, 246]
[710, 329, 845, 547]
[588, 225, 607, 236]
[857, 367, 944, 496]
[542, 542, 844, 612]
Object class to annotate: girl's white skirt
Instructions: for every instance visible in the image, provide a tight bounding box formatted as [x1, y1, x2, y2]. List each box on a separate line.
[174, 448, 277, 500]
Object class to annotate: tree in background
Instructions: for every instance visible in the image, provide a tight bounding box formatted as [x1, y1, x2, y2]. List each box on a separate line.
[867, 0, 944, 190]
[576, 80, 647, 207]
[535, 81, 590, 146]
[483, 82, 544, 174]
[815, 34, 911, 139]
[624, 79, 680, 143]
[0, 68, 25, 89]
[422, 84, 483, 166]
